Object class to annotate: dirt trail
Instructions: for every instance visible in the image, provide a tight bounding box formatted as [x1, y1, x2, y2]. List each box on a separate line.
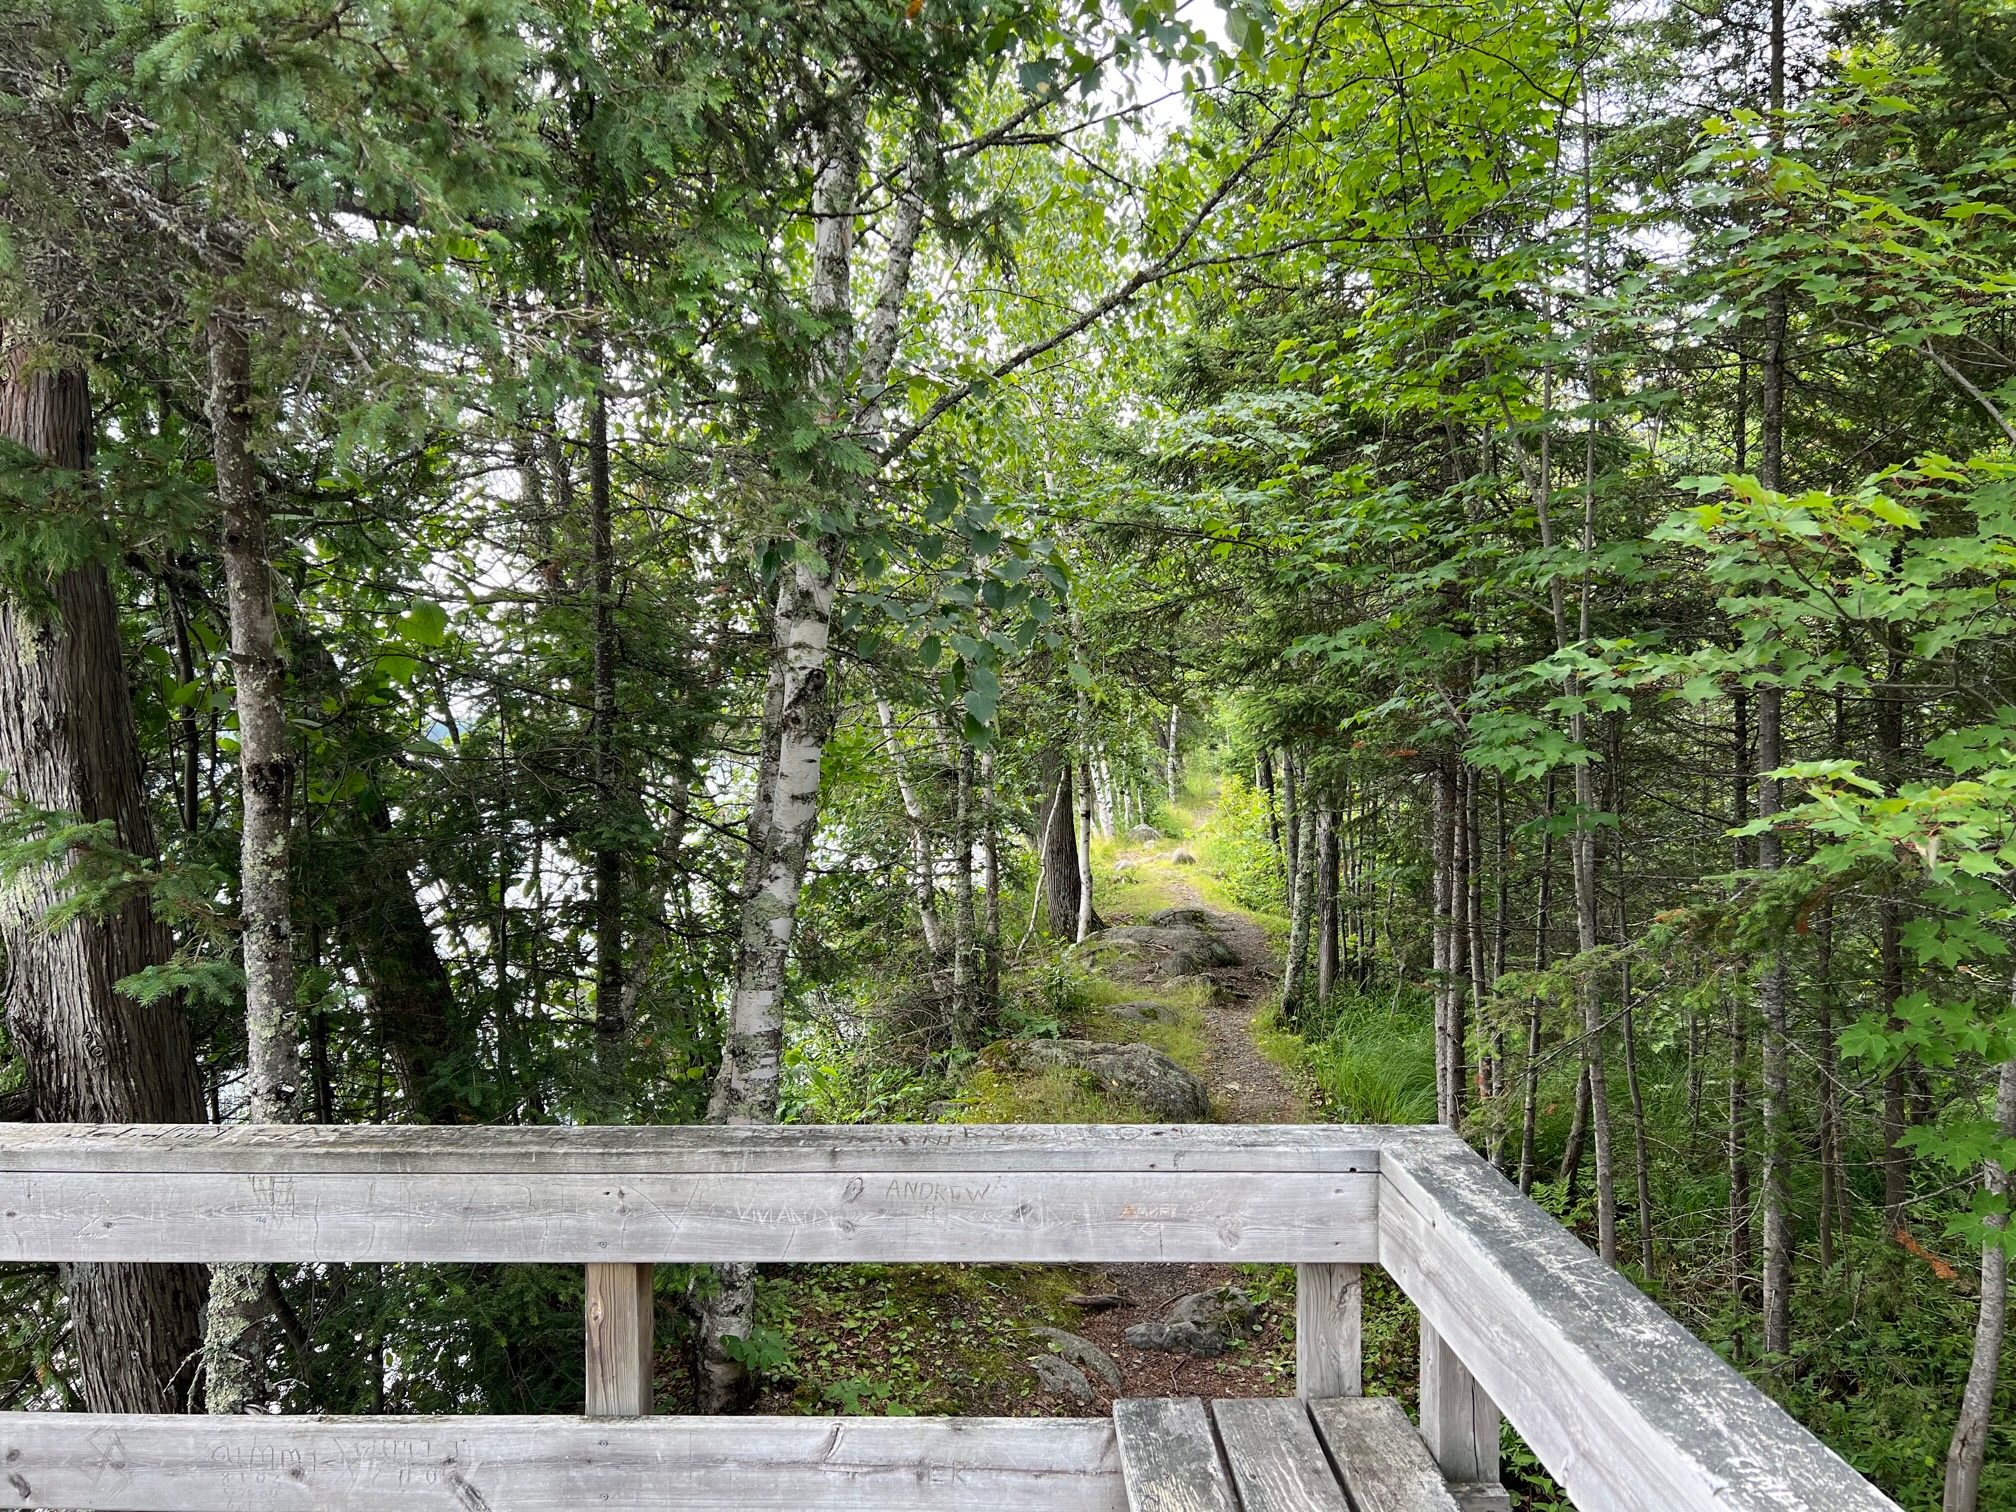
[1017, 839, 1316, 1409]
[1154, 873, 1306, 1125]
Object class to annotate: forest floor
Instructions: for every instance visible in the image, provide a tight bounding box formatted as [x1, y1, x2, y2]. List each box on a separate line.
[734, 809, 1436, 1424]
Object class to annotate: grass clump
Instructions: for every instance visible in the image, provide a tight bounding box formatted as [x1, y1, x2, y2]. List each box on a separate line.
[1296, 986, 1436, 1125]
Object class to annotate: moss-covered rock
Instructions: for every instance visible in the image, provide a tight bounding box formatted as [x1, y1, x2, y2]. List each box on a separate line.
[984, 1039, 1211, 1122]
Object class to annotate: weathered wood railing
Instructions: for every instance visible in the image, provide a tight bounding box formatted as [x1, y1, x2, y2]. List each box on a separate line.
[0, 1123, 1898, 1512]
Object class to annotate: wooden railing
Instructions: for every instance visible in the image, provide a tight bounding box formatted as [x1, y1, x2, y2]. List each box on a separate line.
[0, 1123, 1899, 1512]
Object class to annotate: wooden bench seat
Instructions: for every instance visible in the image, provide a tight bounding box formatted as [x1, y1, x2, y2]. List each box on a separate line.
[0, 1401, 1499, 1512]
[1112, 1395, 1505, 1512]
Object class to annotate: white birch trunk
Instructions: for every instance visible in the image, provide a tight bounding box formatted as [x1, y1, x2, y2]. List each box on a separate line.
[700, 108, 936, 1413]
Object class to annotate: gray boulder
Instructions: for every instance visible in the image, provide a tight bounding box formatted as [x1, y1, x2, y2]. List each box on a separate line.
[1123, 1286, 1259, 1358]
[1123, 1317, 1224, 1357]
[1027, 1326, 1123, 1394]
[1169, 1286, 1258, 1331]
[992, 1039, 1211, 1122]
[1027, 1352, 1094, 1403]
[1147, 906, 1217, 931]
[1106, 1001, 1170, 1024]
[1126, 823, 1164, 843]
[1074, 924, 1237, 980]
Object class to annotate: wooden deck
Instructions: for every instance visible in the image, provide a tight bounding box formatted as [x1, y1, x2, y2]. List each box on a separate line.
[0, 1122, 1901, 1512]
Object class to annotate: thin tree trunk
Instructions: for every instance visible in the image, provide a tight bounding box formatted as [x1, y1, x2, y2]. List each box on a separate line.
[1574, 83, 1617, 1266]
[1280, 766, 1318, 1023]
[1943, 1039, 2016, 1512]
[0, 334, 209, 1413]
[1731, 690, 1756, 1306]
[878, 698, 946, 957]
[206, 308, 300, 1416]
[1257, 748, 1280, 854]
[1075, 742, 1096, 945]
[1757, 0, 1795, 1344]
[170, 589, 202, 833]
[1316, 806, 1339, 1004]
[1572, 594, 1615, 1265]
[1519, 774, 1557, 1195]
[980, 747, 1001, 1006]
[1560, 1061, 1590, 1201]
[1816, 892, 1841, 1269]
[589, 370, 624, 1049]
[1878, 637, 1912, 1225]
[1282, 749, 1302, 920]
[1613, 782, 1654, 1275]
[1464, 763, 1485, 1110]
[1166, 704, 1179, 805]
[951, 738, 976, 1046]
[1433, 762, 1461, 1127]
[1758, 685, 1793, 1356]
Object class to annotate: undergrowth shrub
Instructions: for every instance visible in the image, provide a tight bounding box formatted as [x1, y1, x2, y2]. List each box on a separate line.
[1203, 774, 1286, 913]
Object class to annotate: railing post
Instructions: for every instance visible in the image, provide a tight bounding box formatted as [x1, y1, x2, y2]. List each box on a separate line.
[1419, 1317, 1499, 1482]
[1295, 1262, 1362, 1398]
[586, 1262, 655, 1416]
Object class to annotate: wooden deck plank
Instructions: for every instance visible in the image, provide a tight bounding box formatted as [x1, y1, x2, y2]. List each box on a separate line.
[0, 1123, 1386, 1174]
[1212, 1398, 1349, 1512]
[1307, 1396, 1461, 1512]
[0, 1168, 1376, 1264]
[1112, 1398, 1237, 1512]
[1379, 1132, 1902, 1512]
[0, 1413, 1127, 1512]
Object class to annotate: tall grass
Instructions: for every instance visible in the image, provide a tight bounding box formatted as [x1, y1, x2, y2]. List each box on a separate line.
[1299, 986, 1437, 1125]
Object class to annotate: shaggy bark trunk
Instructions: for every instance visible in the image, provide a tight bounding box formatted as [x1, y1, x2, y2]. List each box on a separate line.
[1943, 1040, 2016, 1512]
[336, 796, 474, 1125]
[0, 335, 208, 1413]
[1038, 755, 1083, 938]
[205, 308, 300, 1416]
